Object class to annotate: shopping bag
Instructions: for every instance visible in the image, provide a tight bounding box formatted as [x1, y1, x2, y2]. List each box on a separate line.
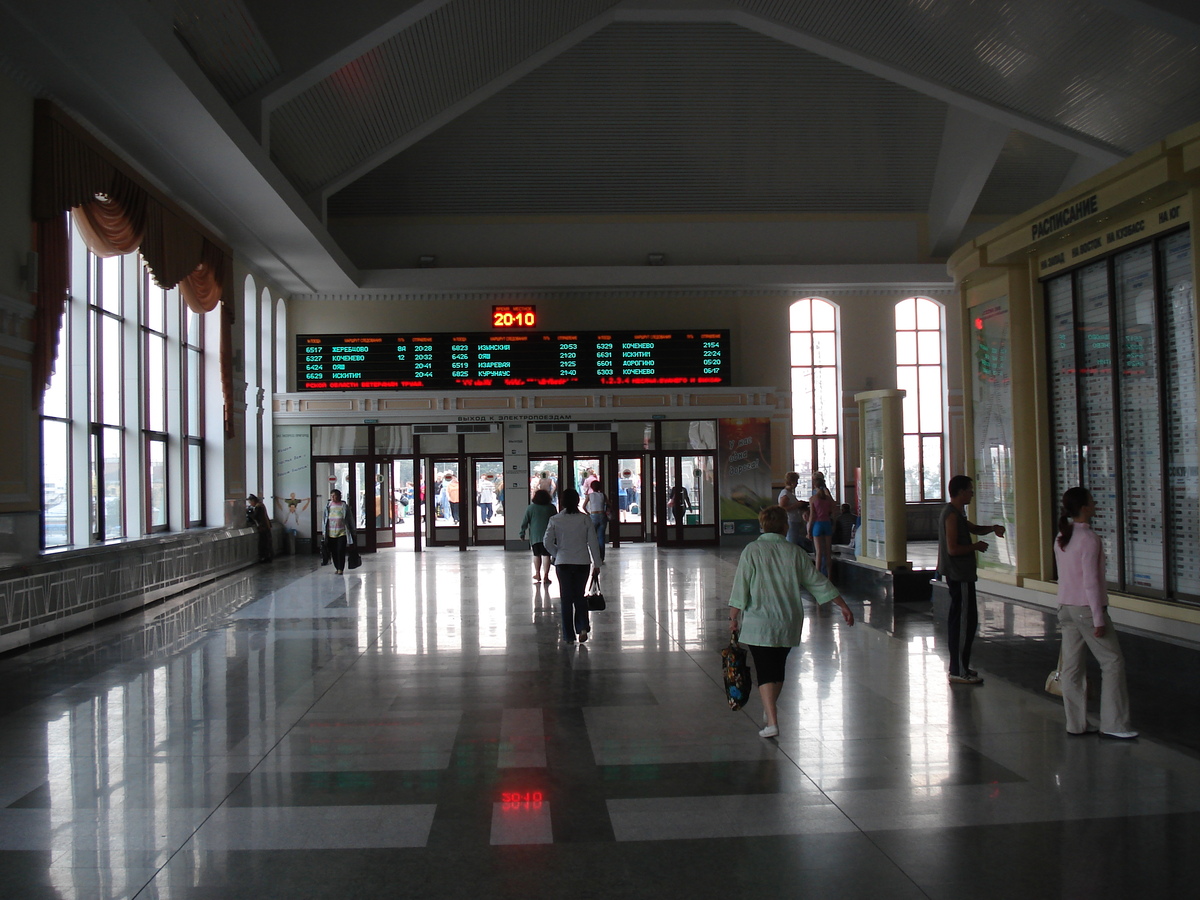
[347, 542, 363, 570]
[586, 571, 606, 611]
[720, 634, 753, 711]
[1045, 645, 1064, 696]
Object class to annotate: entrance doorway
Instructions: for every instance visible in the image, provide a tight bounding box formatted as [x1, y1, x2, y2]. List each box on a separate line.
[655, 453, 718, 545]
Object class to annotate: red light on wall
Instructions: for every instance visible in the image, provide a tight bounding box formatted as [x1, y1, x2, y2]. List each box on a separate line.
[975, 317, 984, 330]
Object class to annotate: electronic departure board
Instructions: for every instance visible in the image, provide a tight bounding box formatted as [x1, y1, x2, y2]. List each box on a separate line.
[298, 330, 730, 390]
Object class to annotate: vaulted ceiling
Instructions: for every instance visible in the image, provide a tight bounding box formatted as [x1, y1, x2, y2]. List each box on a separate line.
[2, 0, 1198, 294]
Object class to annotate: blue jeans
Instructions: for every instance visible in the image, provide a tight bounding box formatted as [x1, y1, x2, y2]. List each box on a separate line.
[590, 513, 607, 560]
[556, 564, 591, 641]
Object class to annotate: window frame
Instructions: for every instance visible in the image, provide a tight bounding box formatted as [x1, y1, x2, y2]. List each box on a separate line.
[895, 296, 946, 503]
[788, 297, 841, 497]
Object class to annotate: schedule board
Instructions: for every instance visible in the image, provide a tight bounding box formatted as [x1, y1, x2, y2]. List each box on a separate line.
[297, 330, 730, 390]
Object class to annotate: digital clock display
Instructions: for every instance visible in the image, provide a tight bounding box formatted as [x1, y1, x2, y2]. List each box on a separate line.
[297, 329, 730, 390]
[492, 305, 536, 328]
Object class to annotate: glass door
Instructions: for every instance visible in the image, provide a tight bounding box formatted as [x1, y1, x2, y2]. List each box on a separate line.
[426, 458, 462, 546]
[617, 455, 649, 542]
[656, 453, 718, 545]
[313, 459, 374, 551]
[391, 458, 416, 542]
[529, 459, 562, 507]
[473, 458, 504, 544]
[373, 464, 394, 548]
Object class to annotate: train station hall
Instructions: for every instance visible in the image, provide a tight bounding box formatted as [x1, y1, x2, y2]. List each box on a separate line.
[1, 2, 1200, 898]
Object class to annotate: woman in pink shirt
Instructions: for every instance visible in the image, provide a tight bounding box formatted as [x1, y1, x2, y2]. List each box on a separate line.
[1053, 487, 1136, 739]
[806, 472, 836, 578]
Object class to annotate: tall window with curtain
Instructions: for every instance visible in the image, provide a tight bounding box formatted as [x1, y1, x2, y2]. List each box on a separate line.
[40, 217, 208, 546]
[789, 297, 840, 497]
[894, 297, 945, 502]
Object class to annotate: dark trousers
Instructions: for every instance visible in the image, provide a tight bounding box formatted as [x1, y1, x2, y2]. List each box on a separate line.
[555, 564, 591, 641]
[946, 579, 978, 676]
[257, 529, 273, 562]
[326, 534, 347, 570]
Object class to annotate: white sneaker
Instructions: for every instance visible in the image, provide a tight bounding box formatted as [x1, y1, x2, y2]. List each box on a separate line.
[1100, 731, 1139, 740]
[758, 724, 779, 739]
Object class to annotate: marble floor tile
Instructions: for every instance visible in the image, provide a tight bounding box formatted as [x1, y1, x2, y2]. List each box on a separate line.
[1, 544, 1198, 899]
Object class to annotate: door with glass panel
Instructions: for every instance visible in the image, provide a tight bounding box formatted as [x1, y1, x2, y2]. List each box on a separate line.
[425, 457, 462, 546]
[529, 459, 562, 507]
[390, 458, 416, 542]
[312, 459, 371, 551]
[616, 455, 649, 542]
[655, 453, 718, 545]
[473, 458, 504, 544]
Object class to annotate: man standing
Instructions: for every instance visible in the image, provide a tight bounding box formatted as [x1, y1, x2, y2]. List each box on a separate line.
[247, 494, 273, 563]
[938, 475, 1005, 684]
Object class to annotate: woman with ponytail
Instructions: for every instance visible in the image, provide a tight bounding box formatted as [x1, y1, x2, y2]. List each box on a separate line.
[1054, 487, 1136, 739]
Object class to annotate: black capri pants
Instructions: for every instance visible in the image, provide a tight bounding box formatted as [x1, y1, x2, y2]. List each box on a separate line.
[747, 645, 792, 685]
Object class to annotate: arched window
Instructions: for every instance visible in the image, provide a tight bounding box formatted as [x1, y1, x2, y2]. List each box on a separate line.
[275, 298, 288, 390]
[895, 297, 945, 502]
[243, 274, 259, 496]
[789, 297, 840, 497]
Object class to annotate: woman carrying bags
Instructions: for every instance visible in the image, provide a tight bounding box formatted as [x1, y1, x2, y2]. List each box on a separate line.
[322, 489, 357, 575]
[543, 488, 603, 644]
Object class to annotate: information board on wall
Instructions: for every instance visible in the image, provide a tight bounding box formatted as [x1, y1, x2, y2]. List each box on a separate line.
[297, 330, 730, 390]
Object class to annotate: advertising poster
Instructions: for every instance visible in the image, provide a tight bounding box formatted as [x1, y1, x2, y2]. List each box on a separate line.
[273, 428, 312, 539]
[718, 418, 772, 535]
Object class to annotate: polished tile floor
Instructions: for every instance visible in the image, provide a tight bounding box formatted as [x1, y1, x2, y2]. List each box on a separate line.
[2, 544, 1199, 899]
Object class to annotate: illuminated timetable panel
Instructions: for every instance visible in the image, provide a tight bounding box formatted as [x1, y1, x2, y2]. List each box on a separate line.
[297, 330, 730, 390]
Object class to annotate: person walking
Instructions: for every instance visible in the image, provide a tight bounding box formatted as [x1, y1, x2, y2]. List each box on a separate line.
[322, 489, 357, 575]
[806, 472, 836, 577]
[520, 489, 556, 586]
[937, 475, 1006, 684]
[727, 505, 855, 738]
[1054, 487, 1136, 739]
[543, 488, 603, 644]
[585, 478, 610, 561]
[777, 472, 806, 546]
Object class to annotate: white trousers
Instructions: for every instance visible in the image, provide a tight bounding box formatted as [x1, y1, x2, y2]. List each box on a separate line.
[1057, 605, 1132, 734]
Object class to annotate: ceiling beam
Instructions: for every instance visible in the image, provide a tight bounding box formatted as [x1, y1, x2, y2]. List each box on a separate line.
[927, 108, 1011, 258]
[0, 0, 359, 293]
[727, 8, 1127, 166]
[235, 0, 455, 147]
[308, 8, 623, 217]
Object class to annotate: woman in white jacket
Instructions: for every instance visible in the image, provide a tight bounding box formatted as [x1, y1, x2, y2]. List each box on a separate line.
[543, 488, 603, 643]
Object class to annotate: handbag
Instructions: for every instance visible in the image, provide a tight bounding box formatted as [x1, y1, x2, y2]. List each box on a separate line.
[1045, 645, 1065, 696]
[347, 542, 363, 570]
[320, 535, 330, 566]
[720, 633, 753, 711]
[586, 571, 605, 611]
